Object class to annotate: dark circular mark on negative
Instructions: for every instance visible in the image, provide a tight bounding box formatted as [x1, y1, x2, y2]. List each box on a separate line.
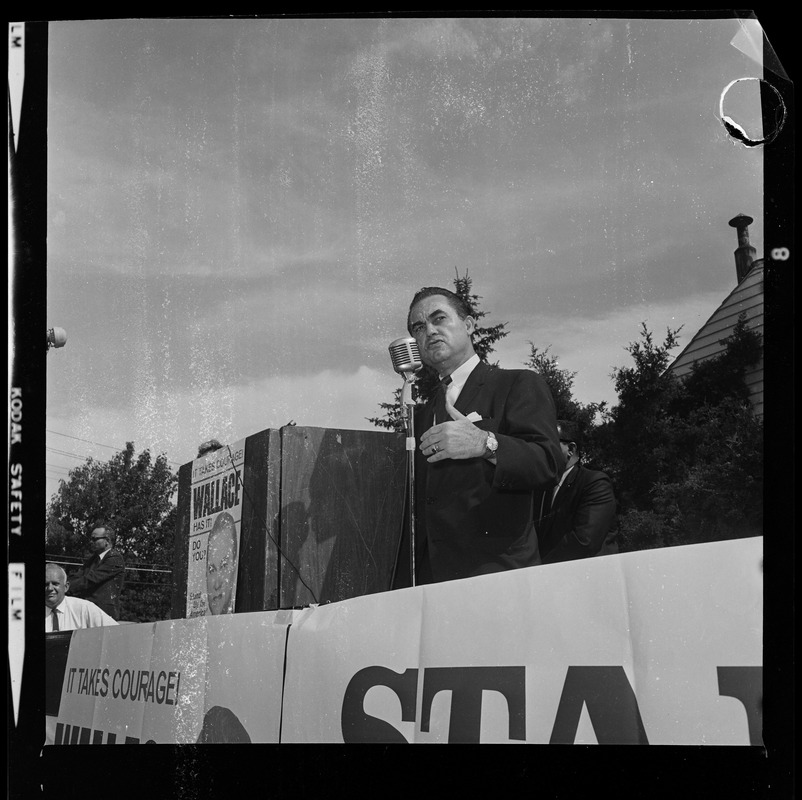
[719, 77, 787, 147]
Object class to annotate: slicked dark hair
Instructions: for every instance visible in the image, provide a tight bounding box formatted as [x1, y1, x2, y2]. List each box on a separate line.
[557, 419, 583, 454]
[407, 286, 473, 333]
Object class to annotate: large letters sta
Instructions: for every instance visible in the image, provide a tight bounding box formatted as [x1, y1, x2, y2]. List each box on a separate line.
[282, 537, 762, 744]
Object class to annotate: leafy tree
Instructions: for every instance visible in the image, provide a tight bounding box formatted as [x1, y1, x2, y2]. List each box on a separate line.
[452, 269, 509, 365]
[623, 398, 763, 548]
[594, 323, 684, 508]
[368, 269, 508, 431]
[611, 323, 684, 418]
[524, 344, 607, 460]
[596, 316, 763, 551]
[46, 442, 178, 622]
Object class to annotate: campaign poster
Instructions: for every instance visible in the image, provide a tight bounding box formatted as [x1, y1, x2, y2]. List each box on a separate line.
[52, 620, 205, 745]
[53, 610, 294, 744]
[199, 610, 295, 743]
[187, 439, 246, 618]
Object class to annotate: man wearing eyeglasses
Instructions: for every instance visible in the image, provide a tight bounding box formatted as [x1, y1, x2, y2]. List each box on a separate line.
[68, 522, 126, 620]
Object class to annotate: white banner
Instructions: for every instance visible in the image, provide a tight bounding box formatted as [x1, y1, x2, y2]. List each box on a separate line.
[187, 439, 246, 618]
[54, 610, 294, 744]
[52, 537, 762, 745]
[281, 537, 763, 744]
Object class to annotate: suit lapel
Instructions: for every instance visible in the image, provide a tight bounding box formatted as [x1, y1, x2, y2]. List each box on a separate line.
[454, 361, 490, 414]
[553, 464, 579, 508]
[417, 359, 489, 437]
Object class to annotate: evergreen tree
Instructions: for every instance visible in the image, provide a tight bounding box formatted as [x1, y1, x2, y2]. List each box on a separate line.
[46, 442, 178, 622]
[524, 343, 607, 462]
[596, 316, 763, 551]
[452, 269, 508, 364]
[596, 323, 684, 508]
[368, 269, 507, 431]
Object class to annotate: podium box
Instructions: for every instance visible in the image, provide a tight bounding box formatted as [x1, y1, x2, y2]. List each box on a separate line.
[171, 426, 406, 617]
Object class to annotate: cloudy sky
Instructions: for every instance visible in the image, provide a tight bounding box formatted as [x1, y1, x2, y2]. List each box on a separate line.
[43, 15, 768, 500]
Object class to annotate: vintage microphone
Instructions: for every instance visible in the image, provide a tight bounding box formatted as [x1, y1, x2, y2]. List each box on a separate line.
[388, 337, 422, 586]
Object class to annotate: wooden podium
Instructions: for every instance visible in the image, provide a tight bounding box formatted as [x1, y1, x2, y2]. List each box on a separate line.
[171, 426, 406, 617]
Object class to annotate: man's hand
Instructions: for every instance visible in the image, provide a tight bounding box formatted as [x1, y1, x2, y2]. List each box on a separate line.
[420, 398, 487, 462]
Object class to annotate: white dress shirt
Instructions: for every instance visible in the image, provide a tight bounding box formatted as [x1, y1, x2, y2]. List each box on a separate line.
[45, 595, 119, 632]
[441, 353, 480, 415]
[553, 461, 578, 500]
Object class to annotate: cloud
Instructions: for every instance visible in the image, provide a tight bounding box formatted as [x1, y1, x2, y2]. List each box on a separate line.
[43, 17, 765, 504]
[493, 287, 727, 407]
[48, 363, 398, 476]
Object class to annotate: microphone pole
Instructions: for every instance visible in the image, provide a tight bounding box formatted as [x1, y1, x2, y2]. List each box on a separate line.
[388, 338, 422, 588]
[400, 368, 417, 587]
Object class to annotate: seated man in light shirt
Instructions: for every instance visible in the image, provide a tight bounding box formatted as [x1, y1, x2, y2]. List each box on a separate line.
[45, 563, 118, 632]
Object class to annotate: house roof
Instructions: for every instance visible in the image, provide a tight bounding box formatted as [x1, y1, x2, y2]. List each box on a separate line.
[666, 260, 763, 417]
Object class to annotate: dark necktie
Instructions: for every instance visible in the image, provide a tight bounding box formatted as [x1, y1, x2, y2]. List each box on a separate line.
[433, 376, 452, 424]
[51, 609, 60, 631]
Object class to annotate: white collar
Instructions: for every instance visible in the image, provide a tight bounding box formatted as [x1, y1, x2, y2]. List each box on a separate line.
[444, 353, 480, 390]
[553, 461, 579, 496]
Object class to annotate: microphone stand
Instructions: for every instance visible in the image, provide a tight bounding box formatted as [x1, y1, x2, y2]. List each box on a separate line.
[399, 371, 418, 586]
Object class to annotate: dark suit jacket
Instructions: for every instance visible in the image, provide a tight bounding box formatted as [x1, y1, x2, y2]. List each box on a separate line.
[535, 464, 618, 564]
[69, 548, 126, 619]
[402, 362, 563, 585]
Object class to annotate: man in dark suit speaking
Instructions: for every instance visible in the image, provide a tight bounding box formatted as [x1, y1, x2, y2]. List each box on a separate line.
[69, 522, 126, 619]
[396, 286, 564, 586]
[535, 420, 618, 564]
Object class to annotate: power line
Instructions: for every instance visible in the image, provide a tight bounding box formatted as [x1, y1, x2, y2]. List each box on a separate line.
[47, 429, 123, 452]
[46, 446, 93, 461]
[47, 430, 183, 468]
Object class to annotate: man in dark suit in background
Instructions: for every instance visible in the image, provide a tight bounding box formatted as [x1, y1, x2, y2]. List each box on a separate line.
[69, 522, 126, 619]
[395, 286, 564, 586]
[535, 420, 618, 564]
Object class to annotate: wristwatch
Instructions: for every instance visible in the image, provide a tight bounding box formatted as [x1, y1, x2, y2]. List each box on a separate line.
[484, 431, 498, 459]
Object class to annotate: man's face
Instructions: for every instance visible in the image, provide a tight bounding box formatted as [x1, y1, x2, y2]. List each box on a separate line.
[89, 528, 110, 554]
[408, 295, 475, 375]
[558, 431, 578, 467]
[206, 528, 236, 615]
[45, 568, 68, 609]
